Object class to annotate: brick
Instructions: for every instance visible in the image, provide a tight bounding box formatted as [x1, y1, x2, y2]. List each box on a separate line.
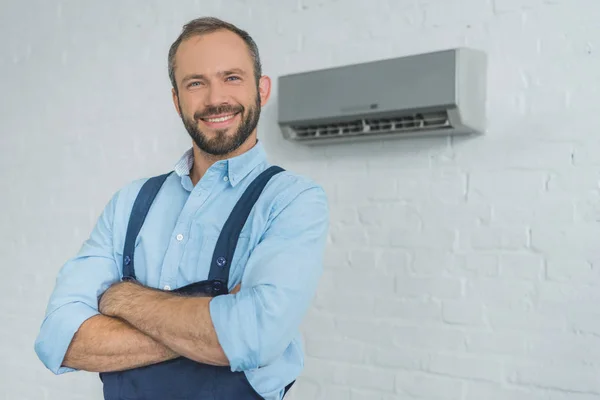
[422, 0, 494, 27]
[443, 300, 485, 326]
[465, 382, 600, 400]
[396, 372, 464, 400]
[348, 249, 378, 269]
[388, 228, 457, 251]
[392, 326, 467, 352]
[330, 225, 370, 247]
[531, 223, 600, 258]
[305, 337, 366, 363]
[458, 227, 530, 251]
[396, 276, 463, 300]
[574, 197, 600, 223]
[367, 167, 467, 204]
[314, 293, 376, 318]
[350, 389, 400, 400]
[411, 250, 454, 275]
[329, 206, 359, 225]
[334, 318, 397, 346]
[370, 345, 430, 370]
[465, 278, 536, 308]
[374, 249, 411, 275]
[499, 253, 544, 280]
[317, 385, 352, 400]
[456, 139, 573, 170]
[301, 358, 341, 383]
[302, 309, 336, 335]
[466, 332, 528, 357]
[573, 142, 600, 167]
[449, 253, 500, 278]
[467, 170, 548, 204]
[332, 269, 396, 295]
[426, 354, 505, 383]
[486, 306, 567, 332]
[536, 282, 600, 313]
[492, 200, 575, 226]
[333, 365, 396, 392]
[546, 257, 598, 284]
[374, 298, 442, 323]
[323, 247, 350, 269]
[546, 168, 600, 195]
[366, 140, 439, 170]
[419, 201, 492, 230]
[526, 332, 600, 365]
[335, 175, 397, 204]
[509, 362, 600, 394]
[357, 204, 421, 230]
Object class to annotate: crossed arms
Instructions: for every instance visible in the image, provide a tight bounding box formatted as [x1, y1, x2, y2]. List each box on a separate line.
[34, 185, 329, 374]
[62, 281, 241, 373]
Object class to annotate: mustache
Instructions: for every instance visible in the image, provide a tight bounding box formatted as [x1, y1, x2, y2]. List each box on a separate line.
[194, 104, 243, 120]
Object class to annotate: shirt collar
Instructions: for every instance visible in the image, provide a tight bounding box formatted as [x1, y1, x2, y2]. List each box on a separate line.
[173, 140, 267, 187]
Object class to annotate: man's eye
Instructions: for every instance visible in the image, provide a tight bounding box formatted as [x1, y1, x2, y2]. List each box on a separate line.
[226, 76, 241, 81]
[188, 81, 202, 87]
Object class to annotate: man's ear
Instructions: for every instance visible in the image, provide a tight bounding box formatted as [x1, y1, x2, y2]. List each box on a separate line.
[257, 75, 272, 107]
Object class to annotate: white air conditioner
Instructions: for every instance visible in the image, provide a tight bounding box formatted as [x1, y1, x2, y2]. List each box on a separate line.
[277, 48, 487, 144]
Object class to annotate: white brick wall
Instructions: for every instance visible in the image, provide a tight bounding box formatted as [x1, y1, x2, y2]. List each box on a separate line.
[2, 0, 600, 399]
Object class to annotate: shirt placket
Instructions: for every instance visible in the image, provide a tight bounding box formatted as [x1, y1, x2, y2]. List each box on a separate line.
[158, 164, 225, 290]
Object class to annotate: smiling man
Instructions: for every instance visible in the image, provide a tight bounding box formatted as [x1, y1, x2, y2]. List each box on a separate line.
[34, 17, 329, 400]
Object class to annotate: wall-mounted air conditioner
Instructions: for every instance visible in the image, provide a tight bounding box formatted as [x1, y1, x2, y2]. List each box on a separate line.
[277, 48, 487, 145]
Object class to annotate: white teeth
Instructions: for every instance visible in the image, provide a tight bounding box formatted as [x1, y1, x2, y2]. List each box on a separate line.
[206, 114, 235, 123]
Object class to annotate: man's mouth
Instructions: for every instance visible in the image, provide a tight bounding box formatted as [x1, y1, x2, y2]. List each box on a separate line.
[201, 113, 238, 123]
[198, 112, 241, 128]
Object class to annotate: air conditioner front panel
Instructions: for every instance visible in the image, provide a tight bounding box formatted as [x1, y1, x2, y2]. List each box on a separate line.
[278, 50, 459, 124]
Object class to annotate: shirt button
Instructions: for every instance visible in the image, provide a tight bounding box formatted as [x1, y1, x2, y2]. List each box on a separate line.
[163, 285, 171, 291]
[223, 176, 229, 182]
[176, 234, 184, 241]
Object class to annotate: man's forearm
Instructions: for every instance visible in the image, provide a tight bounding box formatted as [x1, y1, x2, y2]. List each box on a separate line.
[100, 282, 228, 366]
[62, 314, 179, 372]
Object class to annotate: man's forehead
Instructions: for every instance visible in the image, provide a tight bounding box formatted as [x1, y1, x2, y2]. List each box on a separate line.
[178, 31, 249, 59]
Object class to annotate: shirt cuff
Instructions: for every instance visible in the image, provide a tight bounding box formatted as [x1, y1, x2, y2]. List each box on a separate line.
[34, 301, 99, 375]
[209, 292, 259, 372]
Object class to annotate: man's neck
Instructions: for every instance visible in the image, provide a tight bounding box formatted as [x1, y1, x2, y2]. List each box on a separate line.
[189, 138, 257, 186]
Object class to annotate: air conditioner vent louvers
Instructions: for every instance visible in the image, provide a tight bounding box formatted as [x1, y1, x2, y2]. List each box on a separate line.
[290, 111, 452, 139]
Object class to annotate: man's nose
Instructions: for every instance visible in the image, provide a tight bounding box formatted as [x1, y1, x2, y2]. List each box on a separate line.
[205, 84, 228, 108]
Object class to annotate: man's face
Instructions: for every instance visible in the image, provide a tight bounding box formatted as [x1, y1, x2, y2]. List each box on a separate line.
[172, 30, 270, 156]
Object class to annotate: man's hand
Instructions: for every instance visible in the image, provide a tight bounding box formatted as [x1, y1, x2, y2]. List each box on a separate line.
[96, 280, 243, 367]
[98, 280, 140, 317]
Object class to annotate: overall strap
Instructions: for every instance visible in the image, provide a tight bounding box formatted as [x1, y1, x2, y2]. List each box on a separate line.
[207, 166, 285, 286]
[122, 172, 172, 280]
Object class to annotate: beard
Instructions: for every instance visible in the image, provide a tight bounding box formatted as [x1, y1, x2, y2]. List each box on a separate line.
[179, 92, 261, 157]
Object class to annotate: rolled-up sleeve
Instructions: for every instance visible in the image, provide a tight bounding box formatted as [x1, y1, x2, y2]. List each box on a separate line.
[209, 185, 329, 372]
[34, 192, 122, 374]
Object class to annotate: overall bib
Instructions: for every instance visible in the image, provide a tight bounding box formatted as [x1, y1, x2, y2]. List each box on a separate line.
[99, 166, 294, 400]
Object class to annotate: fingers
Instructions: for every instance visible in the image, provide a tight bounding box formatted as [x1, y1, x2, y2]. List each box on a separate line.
[230, 284, 241, 294]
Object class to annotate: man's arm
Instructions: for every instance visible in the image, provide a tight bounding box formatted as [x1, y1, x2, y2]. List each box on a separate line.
[34, 184, 181, 374]
[99, 184, 329, 371]
[62, 314, 178, 372]
[99, 282, 229, 366]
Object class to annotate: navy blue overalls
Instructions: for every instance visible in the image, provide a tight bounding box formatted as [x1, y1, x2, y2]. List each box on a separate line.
[99, 166, 295, 400]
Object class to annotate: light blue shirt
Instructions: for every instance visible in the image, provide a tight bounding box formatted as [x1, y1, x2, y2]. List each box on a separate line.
[34, 141, 329, 400]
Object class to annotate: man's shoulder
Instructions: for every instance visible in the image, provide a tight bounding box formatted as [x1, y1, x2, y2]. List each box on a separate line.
[105, 171, 175, 217]
[263, 166, 329, 212]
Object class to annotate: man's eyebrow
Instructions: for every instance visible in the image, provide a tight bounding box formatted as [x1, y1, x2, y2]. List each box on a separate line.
[220, 68, 246, 76]
[181, 69, 247, 83]
[181, 73, 206, 83]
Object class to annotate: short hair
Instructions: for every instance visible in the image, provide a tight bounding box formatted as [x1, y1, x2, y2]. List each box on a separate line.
[168, 17, 262, 93]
